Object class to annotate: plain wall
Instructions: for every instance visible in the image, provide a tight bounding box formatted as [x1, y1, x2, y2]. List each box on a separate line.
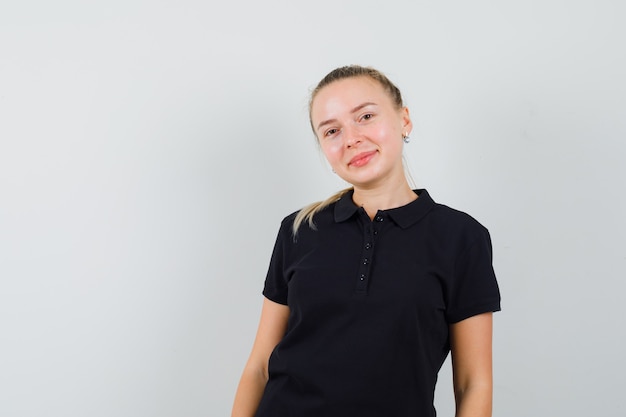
[1, 1, 625, 416]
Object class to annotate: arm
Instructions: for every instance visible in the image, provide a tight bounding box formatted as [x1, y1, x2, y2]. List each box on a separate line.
[231, 298, 290, 417]
[449, 312, 494, 417]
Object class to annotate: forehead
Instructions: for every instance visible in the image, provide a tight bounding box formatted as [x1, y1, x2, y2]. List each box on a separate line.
[311, 76, 391, 119]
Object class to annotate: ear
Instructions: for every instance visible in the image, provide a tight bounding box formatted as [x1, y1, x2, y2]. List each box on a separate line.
[400, 106, 413, 135]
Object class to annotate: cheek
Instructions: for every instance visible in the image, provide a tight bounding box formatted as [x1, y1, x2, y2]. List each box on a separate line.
[374, 124, 397, 141]
[374, 126, 402, 149]
[320, 141, 343, 163]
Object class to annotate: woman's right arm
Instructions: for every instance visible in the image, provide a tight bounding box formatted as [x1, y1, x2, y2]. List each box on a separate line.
[231, 297, 290, 417]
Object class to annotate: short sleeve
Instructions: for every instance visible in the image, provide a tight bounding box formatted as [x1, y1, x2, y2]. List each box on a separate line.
[446, 227, 501, 323]
[261, 220, 290, 305]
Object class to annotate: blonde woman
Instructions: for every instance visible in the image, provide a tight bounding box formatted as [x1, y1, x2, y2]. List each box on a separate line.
[232, 65, 501, 417]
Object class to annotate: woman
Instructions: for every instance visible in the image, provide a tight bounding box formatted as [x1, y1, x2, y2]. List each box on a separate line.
[231, 65, 501, 417]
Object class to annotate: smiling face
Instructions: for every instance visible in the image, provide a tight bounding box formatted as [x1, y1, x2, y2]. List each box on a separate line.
[310, 76, 412, 190]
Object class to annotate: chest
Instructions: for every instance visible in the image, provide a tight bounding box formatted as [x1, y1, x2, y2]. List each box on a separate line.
[284, 221, 454, 319]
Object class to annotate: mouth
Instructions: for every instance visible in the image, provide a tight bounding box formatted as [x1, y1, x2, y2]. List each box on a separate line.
[349, 151, 377, 167]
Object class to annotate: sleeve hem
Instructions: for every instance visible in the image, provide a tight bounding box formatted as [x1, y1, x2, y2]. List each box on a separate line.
[262, 289, 288, 305]
[447, 300, 501, 324]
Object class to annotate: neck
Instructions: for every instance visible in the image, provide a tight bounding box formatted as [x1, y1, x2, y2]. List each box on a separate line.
[352, 181, 417, 220]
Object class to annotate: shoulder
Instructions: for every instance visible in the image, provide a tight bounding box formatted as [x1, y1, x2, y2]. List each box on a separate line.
[276, 200, 338, 240]
[430, 202, 488, 234]
[420, 193, 492, 249]
[280, 209, 301, 228]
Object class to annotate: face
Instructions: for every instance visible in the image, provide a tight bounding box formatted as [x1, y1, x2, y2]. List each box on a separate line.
[310, 76, 412, 190]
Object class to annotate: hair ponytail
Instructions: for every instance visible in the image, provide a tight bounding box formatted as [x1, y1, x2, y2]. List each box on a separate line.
[292, 187, 353, 237]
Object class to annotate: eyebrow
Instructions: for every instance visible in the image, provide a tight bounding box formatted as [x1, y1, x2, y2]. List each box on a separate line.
[316, 102, 377, 132]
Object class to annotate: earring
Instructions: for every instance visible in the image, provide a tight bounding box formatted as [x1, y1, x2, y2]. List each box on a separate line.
[402, 132, 410, 144]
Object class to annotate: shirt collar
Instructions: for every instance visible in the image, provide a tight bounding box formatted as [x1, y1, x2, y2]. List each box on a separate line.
[334, 189, 435, 228]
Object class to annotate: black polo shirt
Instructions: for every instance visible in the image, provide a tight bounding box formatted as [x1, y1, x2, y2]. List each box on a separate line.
[256, 189, 501, 417]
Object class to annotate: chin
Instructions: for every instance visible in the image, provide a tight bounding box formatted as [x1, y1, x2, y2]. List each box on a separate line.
[347, 176, 381, 188]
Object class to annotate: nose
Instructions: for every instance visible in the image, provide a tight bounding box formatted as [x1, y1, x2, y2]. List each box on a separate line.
[344, 126, 361, 148]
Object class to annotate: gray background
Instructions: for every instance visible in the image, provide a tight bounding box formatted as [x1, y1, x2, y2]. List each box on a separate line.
[1, 1, 625, 416]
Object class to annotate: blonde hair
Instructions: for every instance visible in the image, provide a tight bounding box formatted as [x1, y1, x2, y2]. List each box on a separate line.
[292, 187, 352, 235]
[292, 65, 406, 237]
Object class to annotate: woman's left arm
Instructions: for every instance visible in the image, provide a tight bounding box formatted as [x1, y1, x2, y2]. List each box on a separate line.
[449, 312, 494, 417]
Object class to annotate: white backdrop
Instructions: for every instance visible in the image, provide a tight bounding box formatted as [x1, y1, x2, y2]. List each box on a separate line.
[1, 1, 625, 416]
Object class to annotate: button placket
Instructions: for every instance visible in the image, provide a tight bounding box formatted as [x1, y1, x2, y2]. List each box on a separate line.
[355, 220, 377, 294]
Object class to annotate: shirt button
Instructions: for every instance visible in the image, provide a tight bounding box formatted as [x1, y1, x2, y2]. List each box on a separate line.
[363, 258, 369, 265]
[360, 274, 366, 281]
[365, 243, 372, 250]
[373, 230, 378, 235]
[375, 216, 384, 222]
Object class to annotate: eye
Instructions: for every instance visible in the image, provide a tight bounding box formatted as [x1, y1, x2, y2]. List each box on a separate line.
[360, 113, 374, 121]
[324, 128, 339, 137]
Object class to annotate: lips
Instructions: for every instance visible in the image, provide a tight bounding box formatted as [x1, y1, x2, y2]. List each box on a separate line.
[349, 150, 377, 167]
